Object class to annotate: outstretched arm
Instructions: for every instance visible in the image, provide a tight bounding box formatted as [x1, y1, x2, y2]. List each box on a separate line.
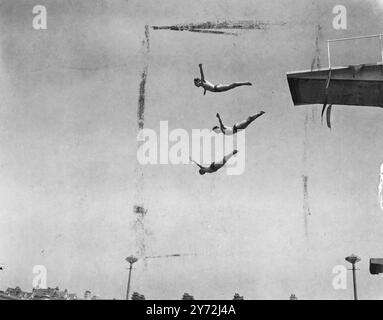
[199, 63, 205, 82]
[190, 157, 204, 169]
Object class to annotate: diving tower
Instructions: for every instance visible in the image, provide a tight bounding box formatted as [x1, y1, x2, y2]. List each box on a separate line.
[287, 34, 383, 108]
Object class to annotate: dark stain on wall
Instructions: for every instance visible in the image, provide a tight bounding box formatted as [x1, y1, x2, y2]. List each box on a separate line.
[152, 20, 286, 36]
[133, 26, 150, 259]
[311, 25, 322, 71]
[137, 66, 148, 130]
[302, 175, 311, 238]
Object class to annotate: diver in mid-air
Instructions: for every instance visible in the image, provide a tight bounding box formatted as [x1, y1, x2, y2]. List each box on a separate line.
[194, 64, 252, 95]
[190, 150, 238, 175]
[213, 111, 265, 135]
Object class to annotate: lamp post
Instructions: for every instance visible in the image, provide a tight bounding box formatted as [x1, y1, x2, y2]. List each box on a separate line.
[125, 255, 138, 300]
[345, 254, 361, 300]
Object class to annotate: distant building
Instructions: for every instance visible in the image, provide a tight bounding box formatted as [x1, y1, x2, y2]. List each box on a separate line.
[32, 287, 65, 300]
[131, 292, 145, 300]
[0, 291, 19, 300]
[20, 292, 33, 300]
[82, 290, 98, 300]
[233, 293, 244, 300]
[1, 286, 78, 300]
[5, 287, 24, 299]
[53, 288, 69, 300]
[84, 290, 92, 300]
[68, 293, 78, 300]
[182, 293, 194, 300]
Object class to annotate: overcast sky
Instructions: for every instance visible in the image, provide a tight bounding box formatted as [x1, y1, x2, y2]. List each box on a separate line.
[1, 0, 383, 299]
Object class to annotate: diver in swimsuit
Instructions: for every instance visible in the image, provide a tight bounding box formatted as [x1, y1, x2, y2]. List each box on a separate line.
[194, 64, 252, 95]
[213, 111, 265, 135]
[190, 150, 238, 175]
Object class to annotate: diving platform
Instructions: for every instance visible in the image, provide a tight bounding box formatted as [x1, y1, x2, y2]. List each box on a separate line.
[287, 34, 383, 108]
[287, 63, 383, 108]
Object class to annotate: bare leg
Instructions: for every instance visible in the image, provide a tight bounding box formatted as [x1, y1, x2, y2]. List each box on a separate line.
[230, 82, 252, 88]
[222, 150, 238, 164]
[212, 150, 238, 168]
[214, 82, 252, 92]
[234, 111, 265, 130]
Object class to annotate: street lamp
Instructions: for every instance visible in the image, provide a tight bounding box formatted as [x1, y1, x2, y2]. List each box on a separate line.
[345, 254, 361, 300]
[125, 255, 138, 300]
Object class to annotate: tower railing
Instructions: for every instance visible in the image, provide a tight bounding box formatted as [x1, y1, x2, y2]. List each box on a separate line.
[327, 33, 383, 68]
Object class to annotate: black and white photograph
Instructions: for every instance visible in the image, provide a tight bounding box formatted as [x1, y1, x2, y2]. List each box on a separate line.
[1, 0, 383, 305]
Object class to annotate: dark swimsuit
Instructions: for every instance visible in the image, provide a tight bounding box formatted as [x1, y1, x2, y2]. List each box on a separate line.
[209, 163, 217, 171]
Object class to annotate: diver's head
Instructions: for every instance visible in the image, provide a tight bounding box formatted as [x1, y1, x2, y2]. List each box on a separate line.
[199, 169, 206, 175]
[194, 78, 202, 87]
